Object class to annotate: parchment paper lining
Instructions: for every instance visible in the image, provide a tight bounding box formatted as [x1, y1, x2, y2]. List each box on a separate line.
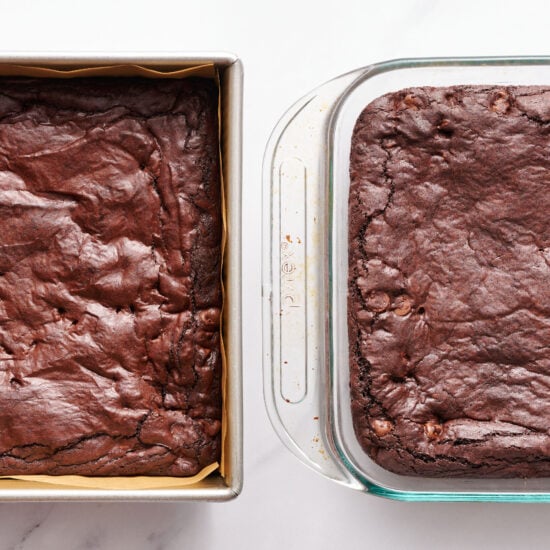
[0, 62, 226, 491]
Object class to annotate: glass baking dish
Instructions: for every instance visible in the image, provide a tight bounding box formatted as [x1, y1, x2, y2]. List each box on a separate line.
[263, 57, 550, 502]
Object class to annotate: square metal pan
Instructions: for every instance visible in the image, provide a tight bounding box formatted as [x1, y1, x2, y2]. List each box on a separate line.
[0, 52, 242, 501]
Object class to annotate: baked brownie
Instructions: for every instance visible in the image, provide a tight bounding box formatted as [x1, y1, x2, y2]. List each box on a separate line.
[0, 77, 222, 476]
[349, 85, 550, 477]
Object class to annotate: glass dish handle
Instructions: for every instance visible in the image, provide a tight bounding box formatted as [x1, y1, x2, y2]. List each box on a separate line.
[263, 69, 366, 488]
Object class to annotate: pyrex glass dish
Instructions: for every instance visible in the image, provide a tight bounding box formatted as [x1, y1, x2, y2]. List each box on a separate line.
[263, 57, 550, 502]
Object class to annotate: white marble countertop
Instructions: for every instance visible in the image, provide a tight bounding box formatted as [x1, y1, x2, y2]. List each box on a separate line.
[1, 0, 550, 548]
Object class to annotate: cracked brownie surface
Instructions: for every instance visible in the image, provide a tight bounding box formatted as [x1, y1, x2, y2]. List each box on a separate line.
[0, 77, 222, 476]
[348, 85, 550, 477]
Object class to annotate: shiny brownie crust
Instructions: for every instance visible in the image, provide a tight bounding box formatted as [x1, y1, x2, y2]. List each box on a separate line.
[349, 85, 550, 477]
[0, 77, 222, 476]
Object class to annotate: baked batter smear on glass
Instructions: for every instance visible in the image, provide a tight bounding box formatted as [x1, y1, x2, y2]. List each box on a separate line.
[0, 77, 222, 476]
[348, 85, 550, 477]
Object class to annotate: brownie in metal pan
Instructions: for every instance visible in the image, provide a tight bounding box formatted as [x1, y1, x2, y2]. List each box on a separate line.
[0, 77, 222, 476]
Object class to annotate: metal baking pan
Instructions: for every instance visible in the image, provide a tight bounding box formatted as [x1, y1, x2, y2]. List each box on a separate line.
[263, 57, 550, 502]
[0, 52, 242, 501]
